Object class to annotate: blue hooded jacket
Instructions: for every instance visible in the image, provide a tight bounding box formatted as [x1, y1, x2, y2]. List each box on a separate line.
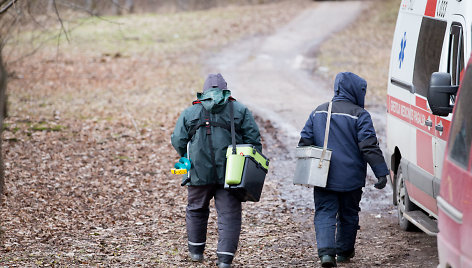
[299, 72, 389, 191]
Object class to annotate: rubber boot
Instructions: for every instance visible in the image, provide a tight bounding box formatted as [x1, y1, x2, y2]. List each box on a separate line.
[189, 252, 203, 262]
[320, 255, 337, 267]
[217, 262, 231, 268]
[216, 255, 232, 268]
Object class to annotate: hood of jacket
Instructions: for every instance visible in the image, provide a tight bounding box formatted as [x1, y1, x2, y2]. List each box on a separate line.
[197, 88, 231, 113]
[332, 72, 367, 108]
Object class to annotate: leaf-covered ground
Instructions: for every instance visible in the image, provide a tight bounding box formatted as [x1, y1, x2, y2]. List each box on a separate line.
[0, 1, 439, 267]
[0, 1, 317, 267]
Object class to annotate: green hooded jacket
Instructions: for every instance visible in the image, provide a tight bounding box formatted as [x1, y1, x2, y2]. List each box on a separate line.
[171, 89, 262, 186]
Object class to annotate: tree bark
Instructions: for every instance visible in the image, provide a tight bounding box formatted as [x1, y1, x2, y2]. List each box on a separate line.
[85, 0, 96, 15]
[0, 50, 6, 202]
[47, 0, 54, 13]
[111, 0, 122, 15]
[124, 0, 134, 13]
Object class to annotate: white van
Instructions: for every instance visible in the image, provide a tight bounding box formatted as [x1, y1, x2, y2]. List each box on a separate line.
[385, 0, 471, 235]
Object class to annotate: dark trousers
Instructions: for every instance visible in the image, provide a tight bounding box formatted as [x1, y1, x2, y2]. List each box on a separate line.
[186, 185, 242, 263]
[313, 187, 363, 257]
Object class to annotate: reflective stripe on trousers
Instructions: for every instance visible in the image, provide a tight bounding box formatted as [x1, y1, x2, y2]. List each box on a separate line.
[186, 185, 242, 259]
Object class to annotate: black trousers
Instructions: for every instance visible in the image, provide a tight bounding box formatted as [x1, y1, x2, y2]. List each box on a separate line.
[314, 187, 363, 257]
[186, 184, 242, 263]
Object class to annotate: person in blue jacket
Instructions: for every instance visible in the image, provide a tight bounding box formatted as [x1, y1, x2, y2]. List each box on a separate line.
[298, 72, 389, 267]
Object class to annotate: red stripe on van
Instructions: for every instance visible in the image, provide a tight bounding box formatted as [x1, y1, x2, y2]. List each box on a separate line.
[416, 96, 428, 110]
[416, 130, 434, 175]
[424, 0, 437, 17]
[388, 95, 435, 135]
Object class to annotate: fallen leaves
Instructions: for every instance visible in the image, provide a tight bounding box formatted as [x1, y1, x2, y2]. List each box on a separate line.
[0, 0, 438, 267]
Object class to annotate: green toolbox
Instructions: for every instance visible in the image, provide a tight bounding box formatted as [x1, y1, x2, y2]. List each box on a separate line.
[224, 144, 270, 202]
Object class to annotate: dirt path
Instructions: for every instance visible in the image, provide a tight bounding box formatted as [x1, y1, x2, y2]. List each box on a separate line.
[208, 2, 364, 137]
[207, 1, 439, 267]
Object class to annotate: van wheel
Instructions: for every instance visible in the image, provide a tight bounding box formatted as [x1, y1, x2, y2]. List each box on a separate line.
[396, 166, 417, 231]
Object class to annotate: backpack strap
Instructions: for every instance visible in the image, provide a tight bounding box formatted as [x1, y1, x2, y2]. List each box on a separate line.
[200, 108, 218, 179]
[187, 99, 235, 138]
[188, 99, 236, 180]
[188, 118, 231, 138]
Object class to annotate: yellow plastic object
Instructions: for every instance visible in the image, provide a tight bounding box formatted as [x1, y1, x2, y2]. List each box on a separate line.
[171, 168, 188, 175]
[225, 145, 269, 185]
[225, 154, 245, 185]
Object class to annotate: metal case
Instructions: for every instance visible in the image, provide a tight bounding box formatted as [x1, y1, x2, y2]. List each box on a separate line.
[293, 146, 332, 187]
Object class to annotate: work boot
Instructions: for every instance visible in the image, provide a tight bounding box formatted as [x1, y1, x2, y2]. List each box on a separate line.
[217, 262, 231, 268]
[216, 253, 233, 267]
[337, 251, 355, 263]
[320, 255, 337, 267]
[189, 252, 204, 262]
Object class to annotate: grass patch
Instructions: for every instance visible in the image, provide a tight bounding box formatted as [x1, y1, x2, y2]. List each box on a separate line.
[316, 0, 401, 104]
[30, 122, 65, 132]
[8, 2, 310, 58]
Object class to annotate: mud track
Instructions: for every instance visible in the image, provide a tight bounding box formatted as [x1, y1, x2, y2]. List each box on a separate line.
[206, 1, 438, 267]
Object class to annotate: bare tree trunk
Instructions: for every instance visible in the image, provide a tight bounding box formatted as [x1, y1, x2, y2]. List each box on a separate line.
[124, 0, 134, 14]
[85, 0, 96, 15]
[177, 0, 190, 11]
[0, 50, 6, 203]
[111, 0, 122, 15]
[47, 0, 54, 13]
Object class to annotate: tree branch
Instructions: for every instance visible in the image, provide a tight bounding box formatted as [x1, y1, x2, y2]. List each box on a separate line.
[51, 0, 70, 43]
[0, 0, 18, 15]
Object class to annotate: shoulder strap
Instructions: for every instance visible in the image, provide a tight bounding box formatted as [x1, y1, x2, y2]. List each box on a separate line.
[230, 101, 236, 154]
[319, 101, 332, 168]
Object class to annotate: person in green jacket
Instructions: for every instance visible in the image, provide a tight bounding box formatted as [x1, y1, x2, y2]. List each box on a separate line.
[171, 73, 261, 268]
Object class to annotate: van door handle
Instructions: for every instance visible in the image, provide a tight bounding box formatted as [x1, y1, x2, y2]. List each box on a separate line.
[425, 119, 433, 127]
[436, 124, 444, 132]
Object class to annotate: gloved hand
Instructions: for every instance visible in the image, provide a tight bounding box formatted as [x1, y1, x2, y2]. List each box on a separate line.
[374, 176, 387, 189]
[174, 155, 191, 171]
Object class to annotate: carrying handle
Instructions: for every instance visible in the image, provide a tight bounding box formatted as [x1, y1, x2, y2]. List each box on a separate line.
[229, 101, 237, 155]
[319, 101, 332, 168]
[181, 142, 191, 186]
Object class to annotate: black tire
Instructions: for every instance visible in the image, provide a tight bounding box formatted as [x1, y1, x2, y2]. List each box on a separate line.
[396, 166, 417, 231]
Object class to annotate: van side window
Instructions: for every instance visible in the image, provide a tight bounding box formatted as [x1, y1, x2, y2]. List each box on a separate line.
[413, 18, 447, 97]
[448, 23, 464, 87]
[448, 65, 472, 169]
